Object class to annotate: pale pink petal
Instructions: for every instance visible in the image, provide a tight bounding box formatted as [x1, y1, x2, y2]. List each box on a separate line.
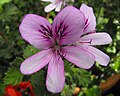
[45, 3, 57, 13]
[20, 49, 53, 75]
[84, 46, 110, 66]
[61, 46, 95, 69]
[41, 0, 54, 2]
[79, 33, 112, 45]
[52, 6, 85, 45]
[55, 1, 63, 12]
[19, 14, 52, 50]
[46, 53, 65, 93]
[80, 4, 96, 34]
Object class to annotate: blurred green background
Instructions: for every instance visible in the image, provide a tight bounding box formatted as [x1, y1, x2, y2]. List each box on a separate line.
[0, 0, 120, 96]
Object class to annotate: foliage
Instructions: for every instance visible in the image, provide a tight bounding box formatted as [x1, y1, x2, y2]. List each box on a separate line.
[23, 45, 39, 59]
[65, 60, 91, 87]
[78, 85, 101, 96]
[0, 82, 6, 95]
[0, 0, 11, 6]
[61, 84, 76, 96]
[30, 70, 47, 95]
[3, 67, 23, 86]
[110, 52, 120, 73]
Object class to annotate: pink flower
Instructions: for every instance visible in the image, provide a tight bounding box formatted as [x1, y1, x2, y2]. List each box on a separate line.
[42, 0, 74, 12]
[19, 5, 112, 93]
[77, 4, 112, 66]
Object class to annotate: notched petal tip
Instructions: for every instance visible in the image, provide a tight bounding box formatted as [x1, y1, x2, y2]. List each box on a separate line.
[81, 3, 93, 9]
[80, 3, 94, 16]
[80, 3, 96, 34]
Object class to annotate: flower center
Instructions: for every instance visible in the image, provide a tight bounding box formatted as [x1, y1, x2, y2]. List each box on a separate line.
[54, 44, 60, 51]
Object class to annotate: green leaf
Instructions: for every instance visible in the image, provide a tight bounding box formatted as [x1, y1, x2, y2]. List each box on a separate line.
[0, 82, 5, 95]
[23, 45, 39, 59]
[30, 70, 45, 87]
[72, 68, 91, 86]
[0, 4, 18, 21]
[84, 85, 101, 96]
[30, 70, 47, 95]
[3, 67, 23, 86]
[106, 94, 114, 96]
[30, 70, 58, 96]
[11, 57, 24, 67]
[110, 52, 120, 73]
[106, 46, 116, 54]
[61, 84, 76, 96]
[0, 48, 13, 59]
[78, 85, 101, 96]
[0, 0, 11, 6]
[65, 63, 91, 86]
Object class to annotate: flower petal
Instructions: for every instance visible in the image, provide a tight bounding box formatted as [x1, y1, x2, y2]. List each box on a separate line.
[61, 46, 95, 69]
[80, 4, 96, 34]
[46, 53, 65, 93]
[45, 3, 57, 13]
[85, 46, 110, 66]
[55, 1, 63, 12]
[52, 6, 85, 45]
[79, 33, 112, 45]
[19, 14, 52, 50]
[41, 0, 54, 2]
[20, 49, 53, 75]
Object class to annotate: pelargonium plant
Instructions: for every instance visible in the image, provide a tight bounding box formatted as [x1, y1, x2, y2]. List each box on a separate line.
[19, 4, 112, 93]
[42, 0, 74, 12]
